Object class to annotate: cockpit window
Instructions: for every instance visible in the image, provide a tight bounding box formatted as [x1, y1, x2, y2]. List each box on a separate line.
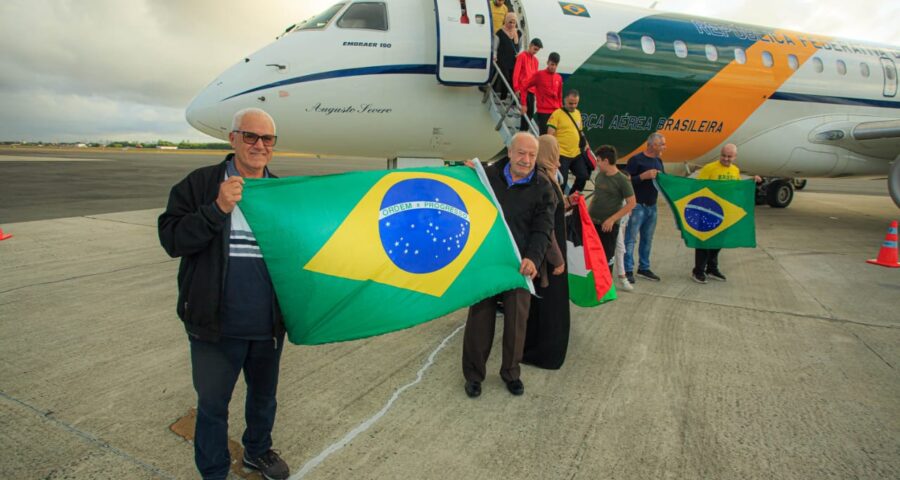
[295, 3, 346, 31]
[337, 2, 388, 30]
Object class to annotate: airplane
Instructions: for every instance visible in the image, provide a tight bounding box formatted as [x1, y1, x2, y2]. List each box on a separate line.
[185, 0, 900, 209]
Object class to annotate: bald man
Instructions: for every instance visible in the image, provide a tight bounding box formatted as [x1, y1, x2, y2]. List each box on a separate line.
[691, 143, 760, 283]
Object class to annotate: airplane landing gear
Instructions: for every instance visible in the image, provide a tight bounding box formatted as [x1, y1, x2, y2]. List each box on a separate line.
[792, 178, 807, 190]
[756, 177, 794, 208]
[889, 160, 900, 209]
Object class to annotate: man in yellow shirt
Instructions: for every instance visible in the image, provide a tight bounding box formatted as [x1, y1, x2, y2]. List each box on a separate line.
[547, 90, 590, 193]
[692, 144, 761, 283]
[490, 0, 509, 33]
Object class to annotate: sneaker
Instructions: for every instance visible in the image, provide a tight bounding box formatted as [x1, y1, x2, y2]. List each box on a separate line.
[243, 449, 290, 480]
[637, 269, 661, 281]
[618, 276, 634, 291]
[706, 270, 727, 281]
[691, 272, 708, 284]
[625, 271, 636, 284]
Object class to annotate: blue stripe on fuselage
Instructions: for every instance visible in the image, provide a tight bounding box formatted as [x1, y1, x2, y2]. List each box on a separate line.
[442, 56, 488, 69]
[769, 92, 900, 109]
[222, 64, 437, 101]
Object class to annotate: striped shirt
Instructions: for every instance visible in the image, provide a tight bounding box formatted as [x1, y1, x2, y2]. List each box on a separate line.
[219, 160, 275, 339]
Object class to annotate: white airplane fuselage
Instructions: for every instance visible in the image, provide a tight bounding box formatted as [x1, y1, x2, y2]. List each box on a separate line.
[186, 0, 900, 206]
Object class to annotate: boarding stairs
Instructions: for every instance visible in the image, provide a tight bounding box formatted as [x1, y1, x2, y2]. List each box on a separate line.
[483, 60, 539, 147]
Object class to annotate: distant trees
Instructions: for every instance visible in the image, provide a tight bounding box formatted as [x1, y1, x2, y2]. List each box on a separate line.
[0, 140, 231, 150]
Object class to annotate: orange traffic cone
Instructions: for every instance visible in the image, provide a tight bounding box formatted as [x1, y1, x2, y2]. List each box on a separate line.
[0, 228, 11, 241]
[866, 220, 899, 268]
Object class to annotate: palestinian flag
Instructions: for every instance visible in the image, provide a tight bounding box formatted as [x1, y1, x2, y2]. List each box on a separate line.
[566, 194, 616, 307]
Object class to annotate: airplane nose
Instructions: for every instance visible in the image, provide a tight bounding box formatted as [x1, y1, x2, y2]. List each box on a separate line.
[185, 81, 230, 140]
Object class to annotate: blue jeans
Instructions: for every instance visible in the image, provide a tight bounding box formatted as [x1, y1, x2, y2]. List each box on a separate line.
[623, 203, 658, 273]
[189, 335, 284, 480]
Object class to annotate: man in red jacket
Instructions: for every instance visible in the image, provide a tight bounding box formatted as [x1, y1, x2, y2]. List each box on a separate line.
[513, 37, 543, 131]
[520, 51, 562, 134]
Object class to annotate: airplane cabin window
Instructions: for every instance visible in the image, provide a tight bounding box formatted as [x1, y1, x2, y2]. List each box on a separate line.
[836, 59, 847, 75]
[762, 51, 774, 68]
[641, 36, 656, 55]
[673, 40, 687, 58]
[296, 3, 346, 30]
[812, 57, 824, 73]
[787, 54, 799, 70]
[705, 44, 718, 62]
[860, 62, 871, 77]
[734, 48, 746, 65]
[606, 32, 622, 51]
[337, 2, 388, 30]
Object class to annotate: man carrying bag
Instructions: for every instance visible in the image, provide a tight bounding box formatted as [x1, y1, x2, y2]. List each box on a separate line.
[547, 89, 592, 193]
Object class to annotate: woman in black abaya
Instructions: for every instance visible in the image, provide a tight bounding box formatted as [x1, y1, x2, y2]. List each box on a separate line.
[522, 134, 570, 369]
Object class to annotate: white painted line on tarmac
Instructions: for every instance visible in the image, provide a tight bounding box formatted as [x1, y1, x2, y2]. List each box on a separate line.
[290, 323, 465, 480]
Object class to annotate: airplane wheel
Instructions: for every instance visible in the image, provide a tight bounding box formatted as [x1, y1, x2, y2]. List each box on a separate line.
[766, 180, 794, 208]
[792, 178, 807, 190]
[890, 160, 900, 209]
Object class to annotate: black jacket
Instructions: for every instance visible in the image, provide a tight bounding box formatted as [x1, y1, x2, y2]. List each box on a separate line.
[485, 158, 556, 266]
[157, 155, 284, 341]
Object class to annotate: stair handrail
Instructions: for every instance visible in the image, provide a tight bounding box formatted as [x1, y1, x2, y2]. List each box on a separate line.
[487, 60, 540, 138]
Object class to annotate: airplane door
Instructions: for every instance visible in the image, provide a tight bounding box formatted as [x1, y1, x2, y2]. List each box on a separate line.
[433, 0, 492, 85]
[881, 57, 898, 97]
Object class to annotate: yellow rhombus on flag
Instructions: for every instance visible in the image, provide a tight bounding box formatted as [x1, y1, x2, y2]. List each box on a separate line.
[304, 171, 497, 297]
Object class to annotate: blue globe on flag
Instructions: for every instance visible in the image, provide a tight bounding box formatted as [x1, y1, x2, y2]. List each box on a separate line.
[684, 196, 724, 233]
[378, 178, 471, 274]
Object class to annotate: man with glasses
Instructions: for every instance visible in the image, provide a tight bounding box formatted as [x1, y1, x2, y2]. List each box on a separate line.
[159, 108, 290, 480]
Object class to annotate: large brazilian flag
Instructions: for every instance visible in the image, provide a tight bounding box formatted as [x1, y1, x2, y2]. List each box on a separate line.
[238, 166, 527, 345]
[655, 173, 756, 249]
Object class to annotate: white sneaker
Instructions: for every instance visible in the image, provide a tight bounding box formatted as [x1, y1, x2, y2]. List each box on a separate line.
[618, 276, 634, 292]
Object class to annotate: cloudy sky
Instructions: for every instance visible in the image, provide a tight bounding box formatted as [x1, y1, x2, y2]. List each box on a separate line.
[2, 0, 897, 143]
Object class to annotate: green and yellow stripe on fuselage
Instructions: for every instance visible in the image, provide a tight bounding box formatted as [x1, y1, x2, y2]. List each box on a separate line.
[563, 12, 864, 163]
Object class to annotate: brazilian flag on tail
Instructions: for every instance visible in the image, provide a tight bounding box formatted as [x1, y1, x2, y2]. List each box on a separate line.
[655, 173, 757, 249]
[239, 166, 527, 345]
[567, 194, 616, 307]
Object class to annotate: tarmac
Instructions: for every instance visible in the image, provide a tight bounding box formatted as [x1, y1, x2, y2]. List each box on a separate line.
[1, 148, 899, 479]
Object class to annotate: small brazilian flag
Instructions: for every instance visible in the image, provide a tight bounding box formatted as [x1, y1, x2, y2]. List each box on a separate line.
[655, 173, 757, 249]
[559, 2, 590, 17]
[238, 167, 527, 345]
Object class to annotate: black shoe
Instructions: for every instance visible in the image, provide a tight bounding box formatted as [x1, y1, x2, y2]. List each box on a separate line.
[637, 269, 661, 281]
[505, 379, 525, 396]
[706, 270, 727, 281]
[691, 272, 707, 284]
[464, 380, 481, 398]
[243, 449, 290, 480]
[625, 271, 636, 284]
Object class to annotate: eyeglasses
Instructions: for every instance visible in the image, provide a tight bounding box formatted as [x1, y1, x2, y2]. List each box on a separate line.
[233, 130, 277, 147]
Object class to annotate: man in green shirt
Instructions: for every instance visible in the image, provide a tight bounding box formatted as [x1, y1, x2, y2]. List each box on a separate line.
[588, 145, 636, 273]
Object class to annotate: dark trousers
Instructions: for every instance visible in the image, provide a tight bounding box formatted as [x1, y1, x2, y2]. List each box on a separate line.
[462, 288, 531, 383]
[520, 92, 536, 131]
[535, 112, 551, 134]
[190, 335, 284, 480]
[595, 223, 619, 274]
[694, 248, 721, 275]
[560, 154, 590, 193]
[493, 67, 514, 99]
